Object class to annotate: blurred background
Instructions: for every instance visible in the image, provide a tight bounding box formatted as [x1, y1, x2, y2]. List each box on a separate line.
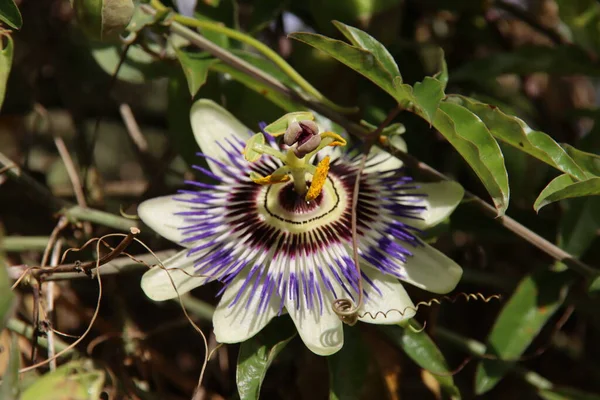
[1, 0, 600, 399]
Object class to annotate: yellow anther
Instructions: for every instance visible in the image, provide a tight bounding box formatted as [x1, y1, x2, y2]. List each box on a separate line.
[251, 173, 290, 185]
[321, 131, 347, 147]
[306, 156, 330, 201]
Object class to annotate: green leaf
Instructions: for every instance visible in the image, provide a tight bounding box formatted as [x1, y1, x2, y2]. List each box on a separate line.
[288, 32, 397, 99]
[236, 317, 296, 400]
[534, 175, 600, 212]
[554, 0, 600, 54]
[539, 386, 600, 400]
[558, 196, 600, 257]
[289, 28, 446, 122]
[261, 111, 314, 136]
[0, 0, 22, 29]
[0, 334, 20, 400]
[381, 324, 461, 399]
[244, 132, 266, 162]
[126, 3, 160, 33]
[413, 77, 445, 124]
[194, 11, 231, 49]
[435, 103, 510, 215]
[328, 326, 368, 400]
[0, 227, 16, 331]
[474, 268, 575, 395]
[0, 33, 13, 112]
[589, 275, 600, 294]
[90, 43, 167, 84]
[449, 96, 588, 181]
[434, 48, 449, 89]
[21, 360, 105, 400]
[562, 144, 600, 177]
[174, 50, 218, 97]
[332, 20, 400, 79]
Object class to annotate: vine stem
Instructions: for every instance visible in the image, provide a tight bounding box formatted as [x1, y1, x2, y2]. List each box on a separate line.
[149, 0, 356, 115]
[141, 5, 598, 279]
[349, 106, 403, 314]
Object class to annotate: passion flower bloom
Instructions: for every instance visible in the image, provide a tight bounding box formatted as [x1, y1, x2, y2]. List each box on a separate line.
[138, 100, 464, 356]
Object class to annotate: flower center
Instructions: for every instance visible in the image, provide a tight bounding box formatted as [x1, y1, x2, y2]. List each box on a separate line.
[243, 113, 347, 201]
[258, 174, 346, 234]
[278, 181, 323, 214]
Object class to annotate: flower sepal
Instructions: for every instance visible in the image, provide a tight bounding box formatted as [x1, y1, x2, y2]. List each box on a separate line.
[260, 111, 315, 137]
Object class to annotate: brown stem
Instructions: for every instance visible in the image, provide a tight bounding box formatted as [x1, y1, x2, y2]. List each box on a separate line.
[33, 228, 140, 279]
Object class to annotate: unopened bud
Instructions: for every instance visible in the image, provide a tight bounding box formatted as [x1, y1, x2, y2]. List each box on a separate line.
[294, 135, 321, 158]
[284, 120, 321, 157]
[298, 120, 319, 136]
[284, 122, 302, 146]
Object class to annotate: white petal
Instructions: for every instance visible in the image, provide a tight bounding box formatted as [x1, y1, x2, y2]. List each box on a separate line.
[401, 242, 463, 294]
[138, 195, 194, 247]
[213, 269, 280, 343]
[285, 288, 344, 356]
[190, 99, 251, 176]
[363, 146, 403, 174]
[403, 181, 464, 230]
[141, 250, 207, 301]
[358, 266, 416, 325]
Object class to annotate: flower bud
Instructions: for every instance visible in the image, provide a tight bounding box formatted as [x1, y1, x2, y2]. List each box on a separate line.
[284, 122, 302, 146]
[284, 120, 321, 157]
[294, 134, 321, 158]
[72, 0, 134, 42]
[298, 120, 319, 136]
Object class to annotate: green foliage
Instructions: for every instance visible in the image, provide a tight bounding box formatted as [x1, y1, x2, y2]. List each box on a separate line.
[0, 0, 21, 29]
[72, 0, 134, 41]
[0, 33, 13, 112]
[236, 317, 296, 400]
[20, 361, 105, 400]
[534, 175, 600, 211]
[328, 326, 368, 400]
[381, 324, 461, 399]
[474, 268, 575, 394]
[174, 49, 217, 97]
[435, 102, 510, 215]
[0, 227, 15, 331]
[90, 43, 167, 83]
[450, 96, 589, 180]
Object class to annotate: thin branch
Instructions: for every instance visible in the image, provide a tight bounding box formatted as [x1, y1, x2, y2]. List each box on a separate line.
[32, 217, 69, 363]
[46, 238, 64, 370]
[32, 227, 140, 280]
[8, 249, 177, 281]
[54, 136, 92, 236]
[120, 104, 149, 152]
[494, 0, 569, 46]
